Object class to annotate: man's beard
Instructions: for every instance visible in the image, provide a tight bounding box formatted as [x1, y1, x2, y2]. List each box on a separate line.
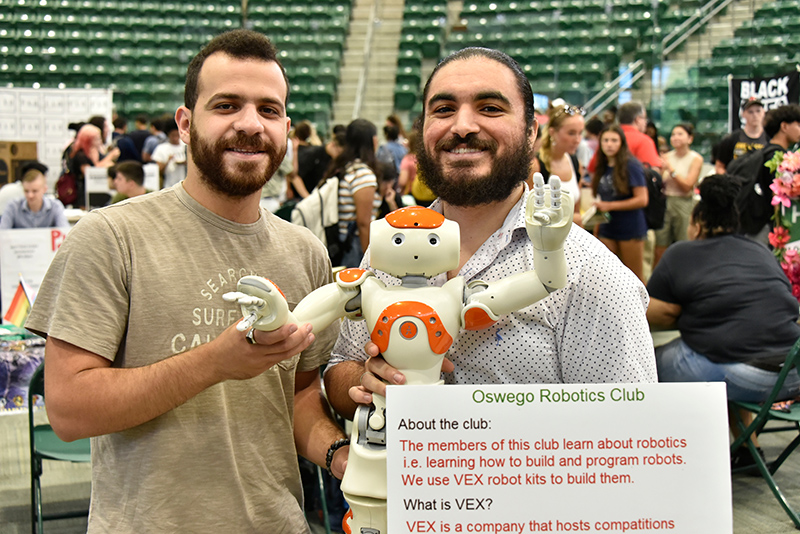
[189, 122, 286, 198]
[416, 131, 532, 207]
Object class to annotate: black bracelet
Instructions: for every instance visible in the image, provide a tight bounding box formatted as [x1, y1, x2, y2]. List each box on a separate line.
[326, 438, 350, 478]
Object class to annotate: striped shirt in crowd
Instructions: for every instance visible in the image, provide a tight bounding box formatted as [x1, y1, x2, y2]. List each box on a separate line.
[338, 159, 381, 235]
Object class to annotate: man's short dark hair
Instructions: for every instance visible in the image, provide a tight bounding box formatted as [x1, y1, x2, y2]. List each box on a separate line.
[617, 102, 645, 125]
[162, 117, 179, 135]
[184, 29, 289, 112]
[135, 115, 149, 125]
[294, 121, 312, 142]
[585, 116, 605, 136]
[113, 117, 127, 130]
[764, 104, 800, 138]
[383, 124, 400, 141]
[419, 47, 536, 132]
[114, 161, 145, 186]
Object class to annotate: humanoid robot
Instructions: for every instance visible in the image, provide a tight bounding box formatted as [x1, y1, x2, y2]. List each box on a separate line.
[223, 174, 573, 534]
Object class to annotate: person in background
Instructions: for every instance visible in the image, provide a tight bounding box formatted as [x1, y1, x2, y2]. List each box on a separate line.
[592, 125, 649, 282]
[25, 29, 346, 533]
[576, 115, 603, 172]
[654, 123, 704, 267]
[532, 104, 584, 225]
[647, 174, 800, 466]
[290, 120, 320, 198]
[377, 120, 408, 175]
[111, 117, 127, 142]
[127, 115, 151, 156]
[385, 114, 408, 147]
[646, 120, 669, 155]
[141, 117, 166, 163]
[294, 130, 345, 199]
[715, 97, 768, 174]
[0, 170, 26, 220]
[397, 129, 419, 197]
[68, 123, 119, 209]
[88, 115, 111, 149]
[151, 118, 187, 188]
[110, 161, 150, 203]
[739, 103, 800, 241]
[327, 118, 382, 267]
[602, 106, 617, 126]
[587, 101, 662, 177]
[0, 162, 68, 229]
[112, 116, 143, 163]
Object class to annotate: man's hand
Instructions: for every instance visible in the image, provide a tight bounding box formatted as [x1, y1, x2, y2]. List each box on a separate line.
[526, 173, 573, 252]
[348, 342, 454, 404]
[213, 321, 315, 381]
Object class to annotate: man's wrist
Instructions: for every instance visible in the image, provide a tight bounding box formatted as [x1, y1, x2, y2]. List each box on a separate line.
[326, 438, 350, 478]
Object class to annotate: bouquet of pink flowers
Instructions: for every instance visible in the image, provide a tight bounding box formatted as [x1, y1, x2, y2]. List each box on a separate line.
[767, 150, 800, 301]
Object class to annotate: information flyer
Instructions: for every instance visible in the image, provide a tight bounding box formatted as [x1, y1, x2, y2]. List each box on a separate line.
[386, 383, 731, 533]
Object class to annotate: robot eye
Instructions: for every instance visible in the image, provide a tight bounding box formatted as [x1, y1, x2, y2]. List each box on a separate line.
[427, 233, 440, 246]
[392, 233, 405, 246]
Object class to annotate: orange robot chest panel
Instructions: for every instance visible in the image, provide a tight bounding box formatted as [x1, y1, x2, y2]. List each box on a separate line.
[370, 301, 454, 355]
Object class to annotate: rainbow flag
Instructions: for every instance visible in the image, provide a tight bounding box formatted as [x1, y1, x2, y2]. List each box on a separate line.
[3, 277, 34, 327]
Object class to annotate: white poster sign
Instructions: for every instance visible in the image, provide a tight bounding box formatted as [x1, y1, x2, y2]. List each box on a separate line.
[0, 227, 69, 319]
[387, 383, 732, 533]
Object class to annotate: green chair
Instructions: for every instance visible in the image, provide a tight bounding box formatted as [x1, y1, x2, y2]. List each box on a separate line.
[730, 337, 800, 529]
[28, 362, 91, 534]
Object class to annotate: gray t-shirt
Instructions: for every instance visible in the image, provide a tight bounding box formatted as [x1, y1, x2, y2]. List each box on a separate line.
[27, 183, 338, 533]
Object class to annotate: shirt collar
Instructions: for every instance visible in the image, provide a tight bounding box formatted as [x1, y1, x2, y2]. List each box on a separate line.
[427, 184, 529, 281]
[20, 197, 53, 214]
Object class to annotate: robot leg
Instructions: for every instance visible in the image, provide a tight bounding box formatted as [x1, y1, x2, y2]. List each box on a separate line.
[340, 397, 387, 534]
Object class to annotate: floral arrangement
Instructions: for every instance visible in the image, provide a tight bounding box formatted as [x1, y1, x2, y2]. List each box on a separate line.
[767, 150, 800, 300]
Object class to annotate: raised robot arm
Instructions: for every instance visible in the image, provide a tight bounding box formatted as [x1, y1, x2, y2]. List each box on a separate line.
[222, 270, 368, 334]
[462, 173, 573, 325]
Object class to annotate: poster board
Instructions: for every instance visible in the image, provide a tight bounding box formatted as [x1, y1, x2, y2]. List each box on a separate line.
[728, 71, 800, 132]
[387, 383, 732, 533]
[0, 88, 113, 189]
[0, 227, 69, 320]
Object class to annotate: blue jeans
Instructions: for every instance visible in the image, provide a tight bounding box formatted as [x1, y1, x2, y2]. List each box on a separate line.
[656, 338, 800, 402]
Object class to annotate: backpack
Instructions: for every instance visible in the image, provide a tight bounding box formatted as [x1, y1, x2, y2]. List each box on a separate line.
[727, 144, 782, 235]
[55, 172, 78, 206]
[291, 176, 348, 266]
[642, 164, 666, 230]
[55, 144, 78, 206]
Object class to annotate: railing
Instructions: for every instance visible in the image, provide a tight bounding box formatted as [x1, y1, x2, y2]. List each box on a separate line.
[352, 0, 378, 120]
[583, 0, 732, 116]
[584, 60, 646, 118]
[660, 0, 736, 59]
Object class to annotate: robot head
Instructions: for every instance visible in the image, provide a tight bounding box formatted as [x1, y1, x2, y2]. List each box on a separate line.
[369, 207, 460, 278]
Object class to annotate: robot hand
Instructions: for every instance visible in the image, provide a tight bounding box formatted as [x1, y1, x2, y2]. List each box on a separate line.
[526, 173, 573, 252]
[222, 276, 293, 332]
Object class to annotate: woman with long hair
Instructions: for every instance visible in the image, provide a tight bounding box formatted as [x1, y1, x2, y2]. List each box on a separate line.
[531, 104, 584, 224]
[591, 125, 648, 281]
[326, 118, 382, 267]
[653, 123, 704, 267]
[68, 124, 119, 208]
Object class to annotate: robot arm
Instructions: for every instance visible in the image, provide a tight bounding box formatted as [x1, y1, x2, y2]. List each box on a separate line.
[461, 174, 572, 328]
[223, 269, 371, 333]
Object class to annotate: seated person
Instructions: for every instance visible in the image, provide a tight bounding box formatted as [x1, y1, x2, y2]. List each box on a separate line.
[0, 163, 69, 229]
[647, 175, 800, 464]
[110, 161, 150, 204]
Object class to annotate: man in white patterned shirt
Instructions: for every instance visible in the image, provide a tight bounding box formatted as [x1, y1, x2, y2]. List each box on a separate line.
[323, 47, 656, 419]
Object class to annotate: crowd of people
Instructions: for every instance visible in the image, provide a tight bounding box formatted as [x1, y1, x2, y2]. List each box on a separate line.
[6, 26, 800, 533]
